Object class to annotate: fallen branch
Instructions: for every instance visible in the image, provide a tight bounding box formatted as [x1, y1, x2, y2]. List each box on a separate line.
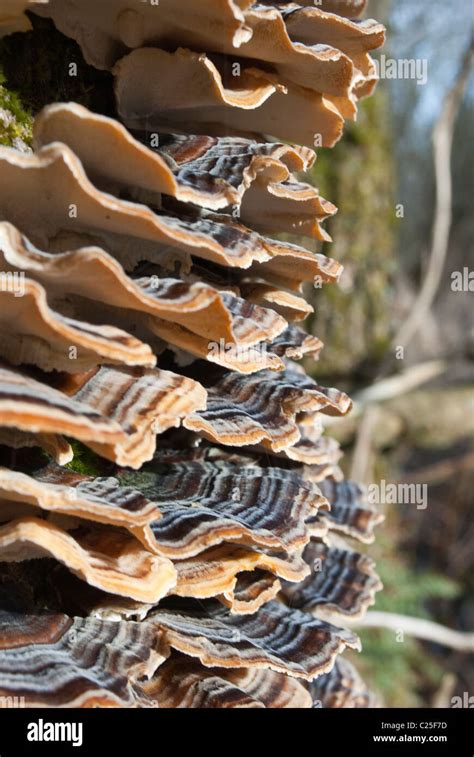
[350, 405, 379, 483]
[354, 360, 446, 405]
[348, 611, 474, 652]
[323, 360, 446, 426]
[431, 673, 457, 709]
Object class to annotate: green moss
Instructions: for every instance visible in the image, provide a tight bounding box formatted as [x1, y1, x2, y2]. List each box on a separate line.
[0, 14, 116, 152]
[0, 15, 115, 123]
[65, 442, 108, 478]
[0, 67, 33, 147]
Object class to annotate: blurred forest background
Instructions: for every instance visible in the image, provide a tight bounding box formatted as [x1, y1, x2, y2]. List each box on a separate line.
[308, 0, 474, 707]
[0, 0, 472, 708]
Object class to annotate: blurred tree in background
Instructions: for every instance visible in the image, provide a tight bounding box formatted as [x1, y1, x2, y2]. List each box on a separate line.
[308, 0, 474, 708]
[307, 89, 396, 382]
[309, 0, 473, 380]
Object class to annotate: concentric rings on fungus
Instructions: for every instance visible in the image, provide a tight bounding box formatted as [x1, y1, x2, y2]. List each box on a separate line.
[0, 604, 165, 707]
[0, 0, 386, 708]
[0, 517, 177, 603]
[281, 538, 383, 622]
[146, 598, 361, 680]
[139, 654, 312, 708]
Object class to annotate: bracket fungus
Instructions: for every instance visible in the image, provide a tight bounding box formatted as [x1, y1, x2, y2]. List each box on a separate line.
[140, 654, 312, 709]
[0, 0, 385, 708]
[0, 0, 45, 37]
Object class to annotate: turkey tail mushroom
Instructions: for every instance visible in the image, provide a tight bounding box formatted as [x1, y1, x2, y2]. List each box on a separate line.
[0, 0, 386, 708]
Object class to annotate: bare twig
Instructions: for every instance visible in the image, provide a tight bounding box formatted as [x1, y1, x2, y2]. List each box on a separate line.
[323, 360, 445, 427]
[392, 40, 473, 349]
[354, 360, 446, 405]
[348, 611, 474, 652]
[350, 405, 379, 483]
[431, 673, 457, 709]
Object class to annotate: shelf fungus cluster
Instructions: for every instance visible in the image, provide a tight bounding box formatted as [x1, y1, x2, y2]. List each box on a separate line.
[0, 0, 385, 708]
